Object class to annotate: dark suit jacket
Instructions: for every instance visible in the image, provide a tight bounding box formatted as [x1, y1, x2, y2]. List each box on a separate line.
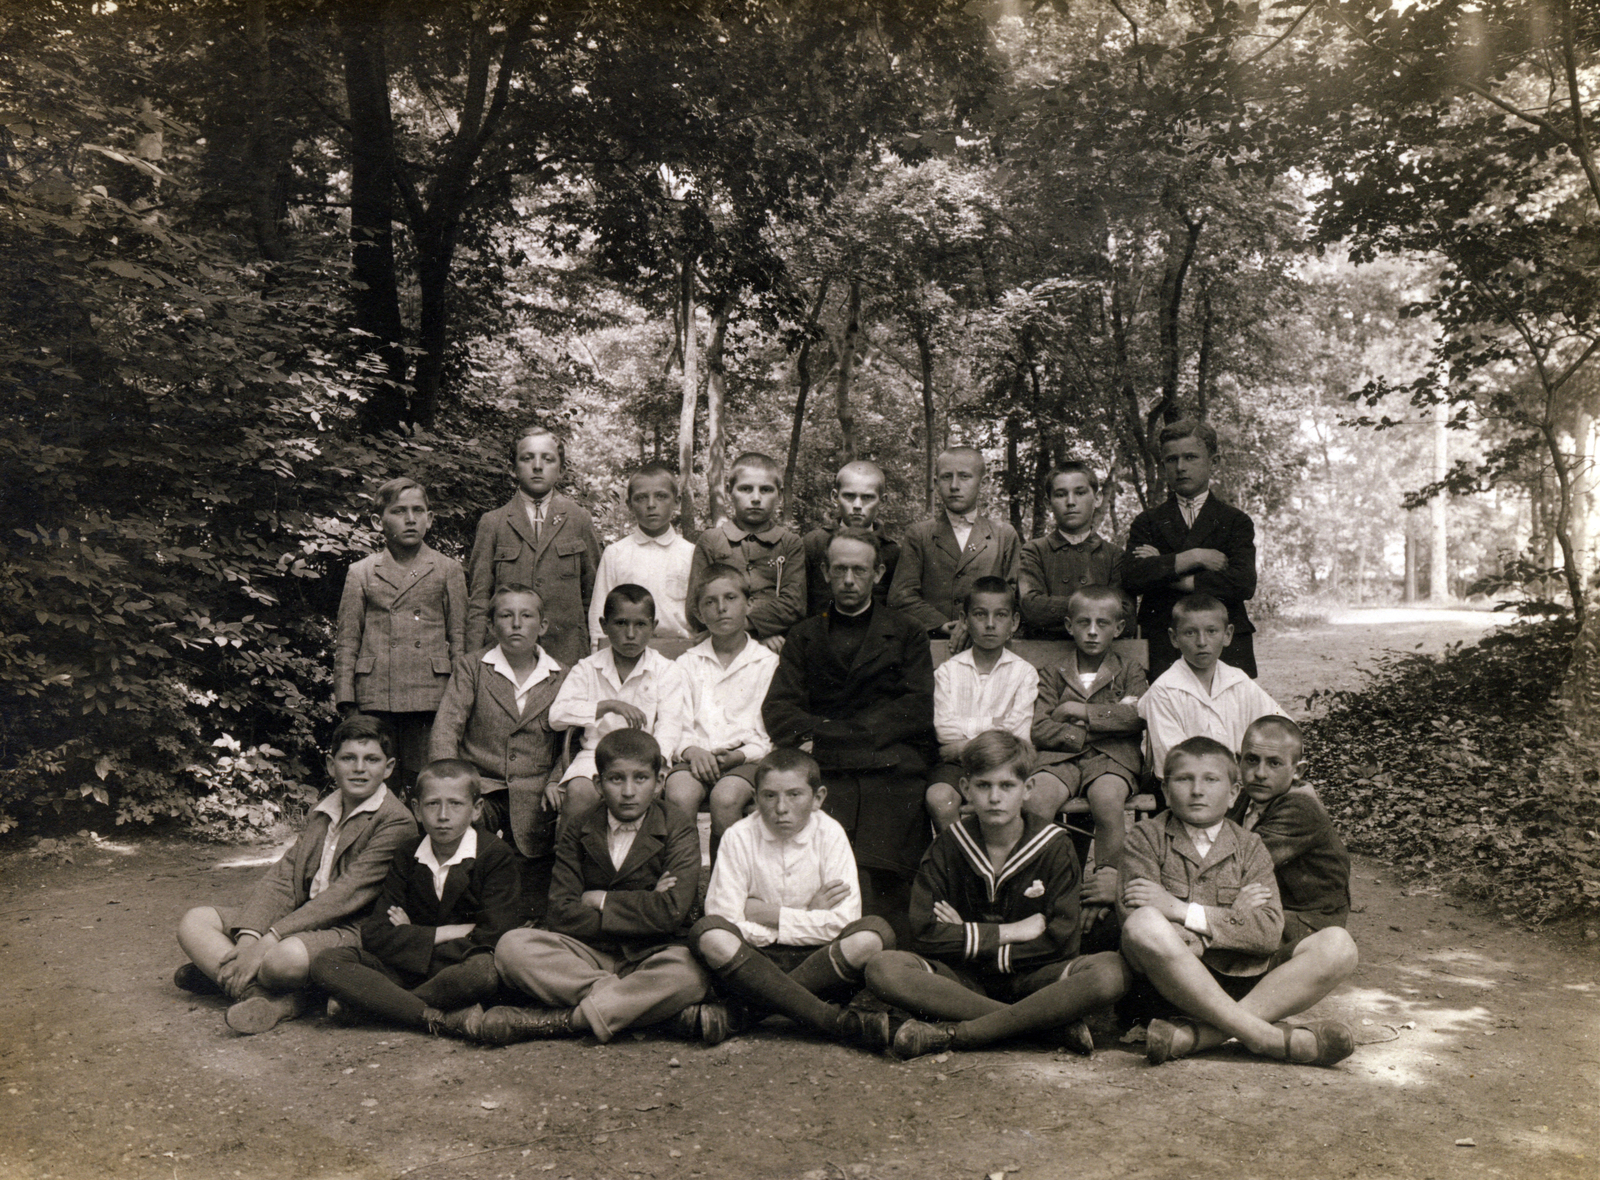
[1031, 647, 1147, 774]
[687, 519, 807, 639]
[1122, 494, 1256, 638]
[359, 830, 524, 979]
[762, 603, 935, 773]
[1018, 532, 1126, 639]
[334, 543, 468, 712]
[888, 514, 1021, 634]
[803, 523, 900, 616]
[465, 492, 600, 665]
[1228, 787, 1351, 932]
[545, 799, 702, 963]
[235, 788, 418, 939]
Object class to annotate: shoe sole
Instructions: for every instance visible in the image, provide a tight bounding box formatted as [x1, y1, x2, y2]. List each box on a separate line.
[226, 997, 287, 1035]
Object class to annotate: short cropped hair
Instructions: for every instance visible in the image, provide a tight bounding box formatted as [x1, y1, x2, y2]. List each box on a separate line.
[1163, 735, 1237, 780]
[1243, 715, 1305, 760]
[960, 729, 1036, 780]
[728, 451, 782, 487]
[595, 728, 664, 776]
[693, 562, 749, 603]
[835, 460, 886, 492]
[938, 444, 985, 470]
[490, 582, 544, 615]
[962, 574, 1016, 614]
[626, 461, 680, 500]
[827, 526, 882, 565]
[1171, 591, 1228, 625]
[330, 712, 396, 759]
[1066, 584, 1126, 622]
[508, 424, 566, 468]
[602, 583, 656, 621]
[374, 476, 430, 511]
[416, 758, 482, 802]
[1158, 417, 1219, 457]
[754, 747, 823, 792]
[1046, 460, 1101, 495]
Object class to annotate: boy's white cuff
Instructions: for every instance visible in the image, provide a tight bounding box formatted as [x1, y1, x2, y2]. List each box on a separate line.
[1183, 903, 1209, 936]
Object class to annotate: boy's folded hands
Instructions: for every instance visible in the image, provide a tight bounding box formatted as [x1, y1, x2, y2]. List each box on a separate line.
[806, 879, 850, 911]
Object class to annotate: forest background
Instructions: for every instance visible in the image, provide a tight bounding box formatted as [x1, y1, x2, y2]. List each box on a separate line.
[1, 0, 1597, 915]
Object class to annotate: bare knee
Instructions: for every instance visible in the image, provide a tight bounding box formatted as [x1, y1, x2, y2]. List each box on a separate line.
[695, 928, 743, 970]
[257, 938, 311, 990]
[839, 929, 884, 968]
[177, 905, 223, 944]
[1297, 926, 1359, 980]
[1119, 905, 1176, 960]
[562, 777, 599, 816]
[1086, 777, 1129, 816]
[664, 771, 705, 813]
[1024, 773, 1070, 817]
[708, 777, 753, 817]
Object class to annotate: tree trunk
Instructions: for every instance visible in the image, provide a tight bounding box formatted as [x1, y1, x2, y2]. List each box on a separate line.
[677, 258, 699, 537]
[244, 0, 288, 262]
[1005, 412, 1023, 534]
[704, 305, 730, 527]
[783, 277, 830, 502]
[1157, 210, 1202, 420]
[1195, 282, 1213, 418]
[410, 223, 458, 428]
[913, 323, 936, 514]
[340, 8, 409, 434]
[834, 278, 862, 465]
[1430, 402, 1449, 602]
[1111, 277, 1153, 505]
[1403, 510, 1418, 603]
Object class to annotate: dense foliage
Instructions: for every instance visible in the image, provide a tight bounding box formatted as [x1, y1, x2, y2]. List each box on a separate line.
[1305, 618, 1600, 924]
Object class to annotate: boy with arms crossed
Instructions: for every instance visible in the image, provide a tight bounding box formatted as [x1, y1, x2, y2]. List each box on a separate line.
[1019, 462, 1125, 640]
[864, 731, 1129, 1059]
[687, 451, 806, 648]
[687, 748, 896, 1048]
[466, 426, 600, 666]
[925, 577, 1038, 833]
[588, 462, 696, 646]
[174, 714, 417, 1033]
[1119, 736, 1356, 1066]
[889, 445, 1021, 643]
[484, 730, 708, 1044]
[803, 460, 900, 616]
[309, 760, 520, 1036]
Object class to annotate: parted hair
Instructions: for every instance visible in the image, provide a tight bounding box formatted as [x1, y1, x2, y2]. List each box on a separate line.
[330, 712, 396, 759]
[374, 476, 430, 511]
[508, 424, 566, 468]
[1158, 417, 1218, 457]
[959, 729, 1036, 780]
[1045, 460, 1101, 495]
[490, 581, 544, 615]
[595, 728, 665, 776]
[693, 562, 749, 603]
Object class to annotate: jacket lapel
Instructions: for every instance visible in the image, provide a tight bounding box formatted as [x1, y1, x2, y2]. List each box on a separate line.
[846, 604, 897, 676]
[485, 666, 524, 722]
[437, 858, 474, 919]
[1157, 498, 1191, 550]
[511, 666, 566, 732]
[533, 493, 573, 565]
[503, 496, 538, 553]
[1164, 813, 1205, 868]
[613, 803, 668, 881]
[1185, 495, 1222, 546]
[931, 515, 962, 565]
[954, 518, 995, 575]
[372, 551, 407, 594]
[329, 808, 374, 872]
[579, 809, 616, 884]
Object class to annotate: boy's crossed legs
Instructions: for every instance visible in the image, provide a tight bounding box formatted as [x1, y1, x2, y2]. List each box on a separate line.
[1027, 763, 1131, 919]
[310, 947, 500, 1034]
[176, 905, 347, 1032]
[1120, 906, 1358, 1064]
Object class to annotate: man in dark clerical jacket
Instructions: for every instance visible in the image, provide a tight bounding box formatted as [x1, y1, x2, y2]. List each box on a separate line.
[763, 527, 935, 939]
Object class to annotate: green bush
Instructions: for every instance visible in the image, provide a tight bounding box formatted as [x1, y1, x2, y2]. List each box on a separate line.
[1304, 618, 1600, 924]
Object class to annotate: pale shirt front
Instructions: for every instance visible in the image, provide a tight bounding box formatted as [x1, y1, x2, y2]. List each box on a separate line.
[933, 647, 1039, 747]
[946, 509, 977, 552]
[703, 810, 861, 948]
[414, 826, 478, 900]
[482, 644, 564, 713]
[1179, 819, 1226, 935]
[673, 635, 779, 763]
[588, 527, 696, 644]
[518, 488, 551, 540]
[1178, 489, 1211, 528]
[549, 646, 686, 782]
[1057, 526, 1094, 546]
[606, 813, 642, 870]
[307, 783, 393, 901]
[1138, 658, 1282, 775]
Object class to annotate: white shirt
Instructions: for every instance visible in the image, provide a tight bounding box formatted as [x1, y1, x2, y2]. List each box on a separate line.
[482, 644, 563, 713]
[933, 647, 1039, 747]
[414, 827, 478, 899]
[308, 784, 392, 900]
[519, 489, 551, 538]
[1138, 659, 1283, 781]
[589, 527, 697, 644]
[1057, 526, 1094, 546]
[946, 509, 977, 553]
[549, 646, 685, 782]
[673, 635, 779, 763]
[607, 813, 642, 870]
[704, 810, 861, 948]
[1178, 490, 1210, 528]
[1180, 819, 1226, 936]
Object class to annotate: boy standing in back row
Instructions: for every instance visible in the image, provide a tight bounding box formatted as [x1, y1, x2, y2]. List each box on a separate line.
[1123, 420, 1257, 680]
[688, 451, 806, 649]
[804, 460, 900, 616]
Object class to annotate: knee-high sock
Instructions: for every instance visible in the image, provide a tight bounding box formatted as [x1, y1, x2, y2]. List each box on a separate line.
[311, 949, 425, 1026]
[713, 944, 843, 1037]
[952, 962, 1119, 1049]
[786, 939, 863, 1004]
[414, 955, 501, 1012]
[868, 953, 1001, 1022]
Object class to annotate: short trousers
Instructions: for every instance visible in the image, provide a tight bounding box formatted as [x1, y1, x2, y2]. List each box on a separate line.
[898, 951, 1080, 1003]
[1032, 755, 1136, 799]
[927, 762, 964, 788]
[668, 761, 760, 787]
[216, 907, 361, 958]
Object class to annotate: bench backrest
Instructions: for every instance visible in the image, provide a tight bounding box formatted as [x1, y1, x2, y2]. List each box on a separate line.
[640, 635, 1148, 672]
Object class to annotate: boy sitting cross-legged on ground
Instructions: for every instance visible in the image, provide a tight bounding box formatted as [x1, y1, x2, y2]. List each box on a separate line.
[174, 713, 418, 1034]
[308, 759, 521, 1037]
[925, 576, 1039, 833]
[686, 748, 898, 1049]
[1029, 584, 1147, 933]
[482, 729, 709, 1044]
[548, 583, 685, 826]
[687, 451, 806, 650]
[663, 564, 778, 845]
[864, 731, 1130, 1060]
[1138, 591, 1281, 776]
[1118, 736, 1356, 1066]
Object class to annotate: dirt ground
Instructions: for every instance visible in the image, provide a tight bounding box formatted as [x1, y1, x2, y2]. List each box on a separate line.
[2, 607, 1596, 1180]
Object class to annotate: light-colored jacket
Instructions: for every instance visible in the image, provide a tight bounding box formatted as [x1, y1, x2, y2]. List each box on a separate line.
[334, 544, 467, 712]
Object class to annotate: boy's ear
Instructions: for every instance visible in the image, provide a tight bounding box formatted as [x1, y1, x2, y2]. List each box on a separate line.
[470, 796, 484, 822]
[380, 755, 397, 783]
[812, 784, 827, 807]
[1221, 622, 1235, 646]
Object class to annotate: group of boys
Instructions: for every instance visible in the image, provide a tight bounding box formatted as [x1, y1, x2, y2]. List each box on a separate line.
[175, 417, 1359, 1067]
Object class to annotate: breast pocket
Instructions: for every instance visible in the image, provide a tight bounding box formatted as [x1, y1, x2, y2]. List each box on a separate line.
[553, 539, 586, 579]
[1213, 886, 1240, 906]
[1160, 869, 1191, 901]
[493, 542, 524, 574]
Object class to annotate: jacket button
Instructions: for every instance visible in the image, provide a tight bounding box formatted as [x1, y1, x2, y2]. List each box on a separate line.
[509, 752, 518, 760]
[414, 640, 422, 647]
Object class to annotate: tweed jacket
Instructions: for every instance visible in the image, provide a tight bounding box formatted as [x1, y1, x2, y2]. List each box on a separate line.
[465, 492, 601, 665]
[234, 786, 418, 940]
[1119, 812, 1283, 978]
[686, 519, 807, 639]
[1018, 531, 1126, 640]
[1228, 786, 1351, 931]
[544, 799, 702, 963]
[428, 646, 568, 788]
[1122, 494, 1256, 639]
[1031, 647, 1147, 774]
[888, 513, 1021, 634]
[359, 829, 524, 978]
[334, 543, 468, 712]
